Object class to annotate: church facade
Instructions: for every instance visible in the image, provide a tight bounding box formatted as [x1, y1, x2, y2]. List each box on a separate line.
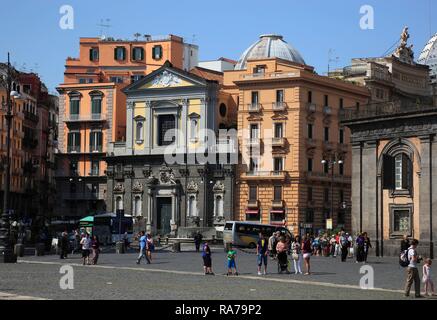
[105, 62, 237, 236]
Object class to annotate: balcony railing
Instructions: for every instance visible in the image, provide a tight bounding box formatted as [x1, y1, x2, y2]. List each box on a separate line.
[323, 106, 332, 116]
[248, 103, 261, 112]
[247, 199, 260, 208]
[245, 138, 261, 147]
[208, 138, 238, 154]
[322, 141, 334, 150]
[24, 111, 39, 122]
[271, 199, 284, 208]
[271, 137, 285, 147]
[306, 172, 351, 183]
[272, 102, 286, 111]
[244, 171, 286, 179]
[307, 103, 316, 113]
[89, 146, 103, 153]
[240, 71, 299, 80]
[340, 101, 437, 122]
[67, 146, 81, 153]
[65, 113, 107, 122]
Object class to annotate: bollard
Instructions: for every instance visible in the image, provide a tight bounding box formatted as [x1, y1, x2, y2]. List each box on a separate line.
[116, 241, 125, 254]
[35, 243, 45, 256]
[14, 244, 24, 257]
[172, 242, 181, 253]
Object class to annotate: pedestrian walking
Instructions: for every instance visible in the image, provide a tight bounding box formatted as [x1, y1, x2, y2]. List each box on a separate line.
[291, 235, 303, 274]
[194, 231, 203, 252]
[363, 232, 372, 263]
[339, 231, 350, 262]
[276, 236, 289, 274]
[146, 233, 154, 262]
[202, 241, 214, 275]
[329, 235, 336, 257]
[226, 244, 238, 276]
[256, 233, 269, 275]
[73, 229, 80, 254]
[136, 231, 150, 264]
[91, 235, 100, 265]
[404, 239, 423, 298]
[347, 233, 354, 258]
[356, 233, 365, 263]
[80, 233, 91, 265]
[59, 231, 69, 259]
[422, 258, 435, 296]
[334, 232, 341, 257]
[302, 235, 312, 275]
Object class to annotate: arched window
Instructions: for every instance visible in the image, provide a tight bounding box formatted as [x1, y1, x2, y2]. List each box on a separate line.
[115, 196, 123, 210]
[134, 196, 142, 216]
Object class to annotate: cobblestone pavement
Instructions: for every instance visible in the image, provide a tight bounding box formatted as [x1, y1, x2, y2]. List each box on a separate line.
[0, 244, 435, 300]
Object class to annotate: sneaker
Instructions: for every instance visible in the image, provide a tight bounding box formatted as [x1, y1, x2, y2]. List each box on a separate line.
[263, 271, 267, 275]
[415, 295, 424, 299]
[258, 271, 262, 276]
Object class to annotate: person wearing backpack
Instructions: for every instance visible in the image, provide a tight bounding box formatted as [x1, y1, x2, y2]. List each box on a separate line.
[404, 239, 423, 298]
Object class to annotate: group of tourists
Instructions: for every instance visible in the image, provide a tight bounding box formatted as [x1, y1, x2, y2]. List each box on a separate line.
[58, 230, 101, 265]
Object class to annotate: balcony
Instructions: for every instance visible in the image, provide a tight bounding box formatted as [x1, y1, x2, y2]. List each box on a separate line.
[24, 111, 39, 123]
[306, 138, 318, 149]
[322, 141, 334, 151]
[247, 103, 261, 113]
[243, 170, 287, 180]
[271, 137, 286, 148]
[271, 199, 284, 208]
[89, 146, 103, 153]
[247, 199, 260, 208]
[272, 102, 286, 111]
[208, 138, 238, 154]
[245, 138, 261, 148]
[62, 192, 104, 200]
[67, 146, 81, 153]
[306, 172, 351, 184]
[323, 106, 332, 116]
[64, 113, 107, 122]
[307, 103, 316, 113]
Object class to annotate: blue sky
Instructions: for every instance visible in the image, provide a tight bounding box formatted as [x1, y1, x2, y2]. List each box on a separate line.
[0, 0, 434, 92]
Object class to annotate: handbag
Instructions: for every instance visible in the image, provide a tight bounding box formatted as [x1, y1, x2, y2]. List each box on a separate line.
[292, 253, 299, 260]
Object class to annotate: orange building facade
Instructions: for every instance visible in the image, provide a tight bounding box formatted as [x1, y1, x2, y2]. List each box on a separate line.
[223, 35, 370, 235]
[56, 35, 198, 219]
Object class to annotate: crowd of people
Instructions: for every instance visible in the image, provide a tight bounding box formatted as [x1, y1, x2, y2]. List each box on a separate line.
[58, 230, 101, 265]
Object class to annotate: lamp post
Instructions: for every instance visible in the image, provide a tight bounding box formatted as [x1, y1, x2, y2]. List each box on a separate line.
[321, 154, 343, 231]
[0, 53, 20, 263]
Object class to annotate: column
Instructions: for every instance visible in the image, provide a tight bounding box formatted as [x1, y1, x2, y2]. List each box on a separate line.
[351, 142, 362, 235]
[146, 188, 153, 234]
[419, 136, 432, 244]
[126, 101, 134, 155]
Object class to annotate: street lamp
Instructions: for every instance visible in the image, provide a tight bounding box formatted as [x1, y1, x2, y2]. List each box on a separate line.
[0, 53, 20, 263]
[321, 155, 343, 230]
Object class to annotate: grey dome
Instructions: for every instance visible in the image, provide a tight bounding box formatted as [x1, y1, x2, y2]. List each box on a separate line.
[235, 34, 306, 70]
[418, 33, 437, 83]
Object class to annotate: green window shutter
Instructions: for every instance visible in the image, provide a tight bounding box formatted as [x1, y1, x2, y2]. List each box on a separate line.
[114, 48, 118, 60]
[122, 47, 126, 60]
[90, 132, 95, 150]
[89, 49, 93, 61]
[68, 133, 72, 147]
[140, 48, 144, 60]
[98, 132, 103, 147]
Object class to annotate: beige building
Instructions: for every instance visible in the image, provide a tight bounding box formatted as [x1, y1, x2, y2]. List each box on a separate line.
[223, 35, 369, 235]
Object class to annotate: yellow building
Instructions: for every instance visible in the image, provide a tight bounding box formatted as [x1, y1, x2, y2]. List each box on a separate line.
[223, 35, 369, 235]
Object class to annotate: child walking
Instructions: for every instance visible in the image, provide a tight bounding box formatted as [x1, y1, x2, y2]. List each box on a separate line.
[226, 244, 238, 276]
[422, 258, 435, 296]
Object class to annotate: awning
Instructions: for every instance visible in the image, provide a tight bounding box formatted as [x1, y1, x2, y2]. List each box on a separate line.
[245, 209, 260, 215]
[270, 209, 285, 214]
[80, 216, 94, 223]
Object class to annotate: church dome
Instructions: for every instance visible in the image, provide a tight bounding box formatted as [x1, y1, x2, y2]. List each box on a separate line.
[234, 34, 306, 70]
[418, 32, 437, 83]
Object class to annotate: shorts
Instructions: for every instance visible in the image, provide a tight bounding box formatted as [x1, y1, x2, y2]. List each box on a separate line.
[203, 256, 212, 268]
[303, 253, 311, 259]
[227, 259, 236, 269]
[82, 249, 90, 258]
[257, 254, 268, 266]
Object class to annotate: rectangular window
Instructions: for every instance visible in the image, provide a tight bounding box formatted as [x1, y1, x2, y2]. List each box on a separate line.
[89, 48, 99, 61]
[114, 47, 126, 61]
[305, 209, 314, 223]
[67, 132, 80, 152]
[253, 65, 265, 74]
[70, 99, 80, 115]
[308, 187, 313, 201]
[251, 91, 259, 105]
[274, 123, 283, 138]
[323, 161, 329, 174]
[90, 131, 103, 152]
[110, 76, 123, 83]
[276, 90, 284, 103]
[339, 189, 344, 203]
[339, 162, 344, 175]
[324, 95, 329, 106]
[274, 186, 282, 201]
[249, 186, 257, 201]
[91, 97, 102, 115]
[249, 158, 259, 173]
[132, 47, 144, 61]
[395, 155, 402, 190]
[324, 127, 329, 142]
[393, 210, 410, 233]
[273, 158, 283, 172]
[339, 98, 344, 109]
[250, 124, 259, 139]
[308, 91, 312, 103]
[308, 158, 313, 172]
[339, 129, 344, 144]
[158, 115, 176, 146]
[91, 161, 100, 176]
[152, 45, 163, 60]
[307, 124, 313, 139]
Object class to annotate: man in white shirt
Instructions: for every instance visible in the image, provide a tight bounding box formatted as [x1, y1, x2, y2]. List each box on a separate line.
[80, 233, 91, 265]
[404, 239, 422, 298]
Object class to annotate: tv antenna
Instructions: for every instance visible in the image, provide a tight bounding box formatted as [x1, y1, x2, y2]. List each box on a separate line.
[327, 49, 339, 75]
[133, 33, 142, 41]
[97, 19, 111, 39]
[191, 34, 196, 44]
